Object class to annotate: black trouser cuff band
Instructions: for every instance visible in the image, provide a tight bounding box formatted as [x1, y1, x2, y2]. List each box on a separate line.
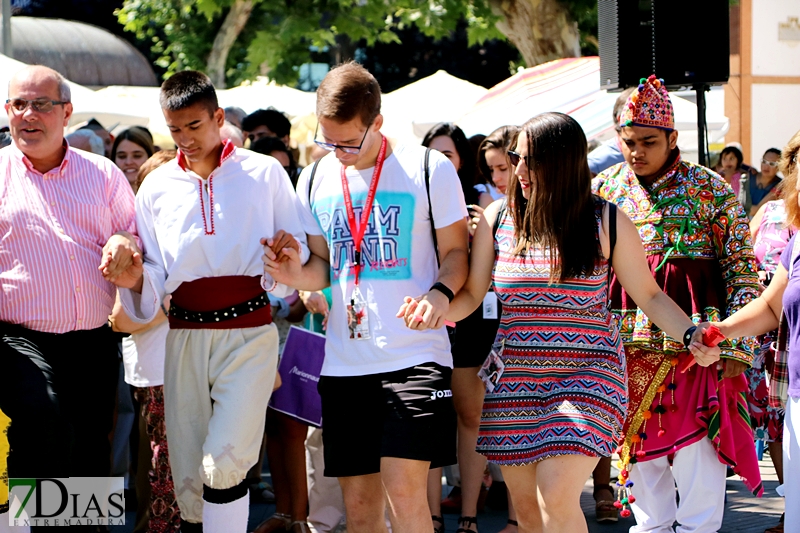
[202, 480, 248, 504]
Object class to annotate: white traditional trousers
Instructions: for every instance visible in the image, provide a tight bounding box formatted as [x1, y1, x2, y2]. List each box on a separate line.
[628, 438, 727, 533]
[164, 324, 278, 527]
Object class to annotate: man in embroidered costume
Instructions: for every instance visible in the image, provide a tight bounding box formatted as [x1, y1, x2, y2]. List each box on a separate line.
[593, 75, 762, 533]
[113, 71, 309, 533]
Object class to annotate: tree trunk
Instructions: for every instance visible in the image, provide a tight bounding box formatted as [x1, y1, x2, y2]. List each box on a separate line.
[488, 0, 581, 67]
[207, 0, 255, 88]
[332, 34, 357, 66]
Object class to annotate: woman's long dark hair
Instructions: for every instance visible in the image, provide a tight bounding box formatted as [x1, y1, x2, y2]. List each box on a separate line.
[422, 123, 478, 205]
[508, 112, 600, 283]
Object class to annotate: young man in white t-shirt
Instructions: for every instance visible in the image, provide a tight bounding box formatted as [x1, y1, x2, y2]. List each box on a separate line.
[263, 62, 469, 533]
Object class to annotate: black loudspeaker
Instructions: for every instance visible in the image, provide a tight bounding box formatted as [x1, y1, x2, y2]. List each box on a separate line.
[599, 0, 730, 91]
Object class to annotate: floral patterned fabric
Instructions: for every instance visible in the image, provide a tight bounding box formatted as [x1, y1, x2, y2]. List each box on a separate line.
[746, 199, 791, 443]
[754, 200, 792, 276]
[745, 339, 785, 443]
[135, 386, 181, 533]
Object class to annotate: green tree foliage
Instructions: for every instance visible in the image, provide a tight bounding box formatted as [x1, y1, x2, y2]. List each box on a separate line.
[117, 0, 504, 86]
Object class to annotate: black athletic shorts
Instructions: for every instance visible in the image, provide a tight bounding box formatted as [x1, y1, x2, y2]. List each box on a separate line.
[451, 300, 501, 368]
[319, 362, 457, 477]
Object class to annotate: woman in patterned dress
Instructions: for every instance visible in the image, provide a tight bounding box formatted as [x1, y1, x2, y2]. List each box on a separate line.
[400, 112, 722, 533]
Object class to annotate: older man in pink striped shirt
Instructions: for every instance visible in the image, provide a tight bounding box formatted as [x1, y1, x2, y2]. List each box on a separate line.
[0, 66, 139, 502]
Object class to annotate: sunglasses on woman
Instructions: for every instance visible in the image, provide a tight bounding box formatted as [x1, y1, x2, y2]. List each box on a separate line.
[507, 150, 533, 167]
[761, 159, 779, 168]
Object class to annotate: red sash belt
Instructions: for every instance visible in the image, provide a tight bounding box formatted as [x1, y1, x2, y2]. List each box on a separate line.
[169, 275, 272, 330]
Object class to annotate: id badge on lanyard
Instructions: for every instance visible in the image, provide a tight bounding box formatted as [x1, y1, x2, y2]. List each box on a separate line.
[341, 135, 387, 340]
[347, 285, 370, 340]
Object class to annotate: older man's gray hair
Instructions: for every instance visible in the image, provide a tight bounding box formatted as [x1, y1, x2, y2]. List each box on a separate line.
[220, 121, 244, 148]
[66, 129, 104, 155]
[7, 66, 71, 102]
[223, 106, 247, 130]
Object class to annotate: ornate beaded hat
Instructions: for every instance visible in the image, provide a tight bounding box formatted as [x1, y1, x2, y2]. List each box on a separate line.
[619, 74, 675, 130]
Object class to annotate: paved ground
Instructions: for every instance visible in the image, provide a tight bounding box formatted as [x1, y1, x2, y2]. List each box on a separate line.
[112, 456, 784, 533]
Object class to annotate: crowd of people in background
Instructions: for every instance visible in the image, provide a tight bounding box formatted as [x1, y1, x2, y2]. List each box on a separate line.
[0, 60, 798, 533]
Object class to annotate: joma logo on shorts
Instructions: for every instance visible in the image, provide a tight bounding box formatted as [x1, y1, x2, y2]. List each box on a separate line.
[430, 390, 453, 400]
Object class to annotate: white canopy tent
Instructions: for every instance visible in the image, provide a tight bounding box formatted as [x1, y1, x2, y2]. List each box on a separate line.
[93, 81, 319, 140]
[216, 78, 317, 118]
[90, 85, 164, 135]
[381, 70, 488, 142]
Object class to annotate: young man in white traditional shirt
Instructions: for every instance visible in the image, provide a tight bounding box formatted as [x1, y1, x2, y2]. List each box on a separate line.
[111, 70, 309, 533]
[263, 62, 470, 533]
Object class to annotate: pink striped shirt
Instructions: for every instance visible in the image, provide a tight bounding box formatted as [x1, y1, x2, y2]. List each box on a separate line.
[0, 142, 137, 333]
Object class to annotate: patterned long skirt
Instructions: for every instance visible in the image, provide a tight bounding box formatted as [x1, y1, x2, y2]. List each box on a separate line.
[136, 386, 182, 533]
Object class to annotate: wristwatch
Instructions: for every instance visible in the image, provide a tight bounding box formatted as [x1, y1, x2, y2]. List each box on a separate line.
[683, 326, 698, 348]
[430, 282, 455, 303]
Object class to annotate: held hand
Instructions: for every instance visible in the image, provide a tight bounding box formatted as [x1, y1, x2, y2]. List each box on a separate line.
[406, 290, 449, 330]
[688, 341, 721, 368]
[100, 232, 144, 291]
[106, 252, 144, 291]
[99, 232, 140, 279]
[262, 239, 303, 286]
[721, 359, 748, 379]
[264, 231, 300, 263]
[687, 325, 722, 368]
[396, 296, 419, 327]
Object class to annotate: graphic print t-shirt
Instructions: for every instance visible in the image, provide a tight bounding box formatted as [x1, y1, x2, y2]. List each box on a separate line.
[297, 143, 468, 377]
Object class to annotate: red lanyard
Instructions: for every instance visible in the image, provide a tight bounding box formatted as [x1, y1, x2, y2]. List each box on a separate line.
[340, 134, 388, 286]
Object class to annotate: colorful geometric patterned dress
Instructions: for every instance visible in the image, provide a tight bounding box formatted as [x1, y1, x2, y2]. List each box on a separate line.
[476, 197, 627, 464]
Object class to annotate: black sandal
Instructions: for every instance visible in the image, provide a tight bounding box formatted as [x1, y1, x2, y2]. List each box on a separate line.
[432, 515, 445, 533]
[457, 515, 478, 533]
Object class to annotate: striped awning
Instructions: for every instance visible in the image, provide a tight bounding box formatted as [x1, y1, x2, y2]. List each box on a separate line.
[457, 57, 607, 137]
[457, 56, 729, 151]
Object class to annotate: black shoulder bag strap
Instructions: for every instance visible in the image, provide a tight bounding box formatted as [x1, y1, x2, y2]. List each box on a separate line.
[607, 202, 617, 309]
[307, 158, 322, 206]
[493, 198, 508, 238]
[608, 202, 617, 263]
[423, 148, 440, 267]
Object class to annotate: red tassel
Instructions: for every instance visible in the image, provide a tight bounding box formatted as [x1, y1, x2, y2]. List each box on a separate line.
[620, 509, 632, 518]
